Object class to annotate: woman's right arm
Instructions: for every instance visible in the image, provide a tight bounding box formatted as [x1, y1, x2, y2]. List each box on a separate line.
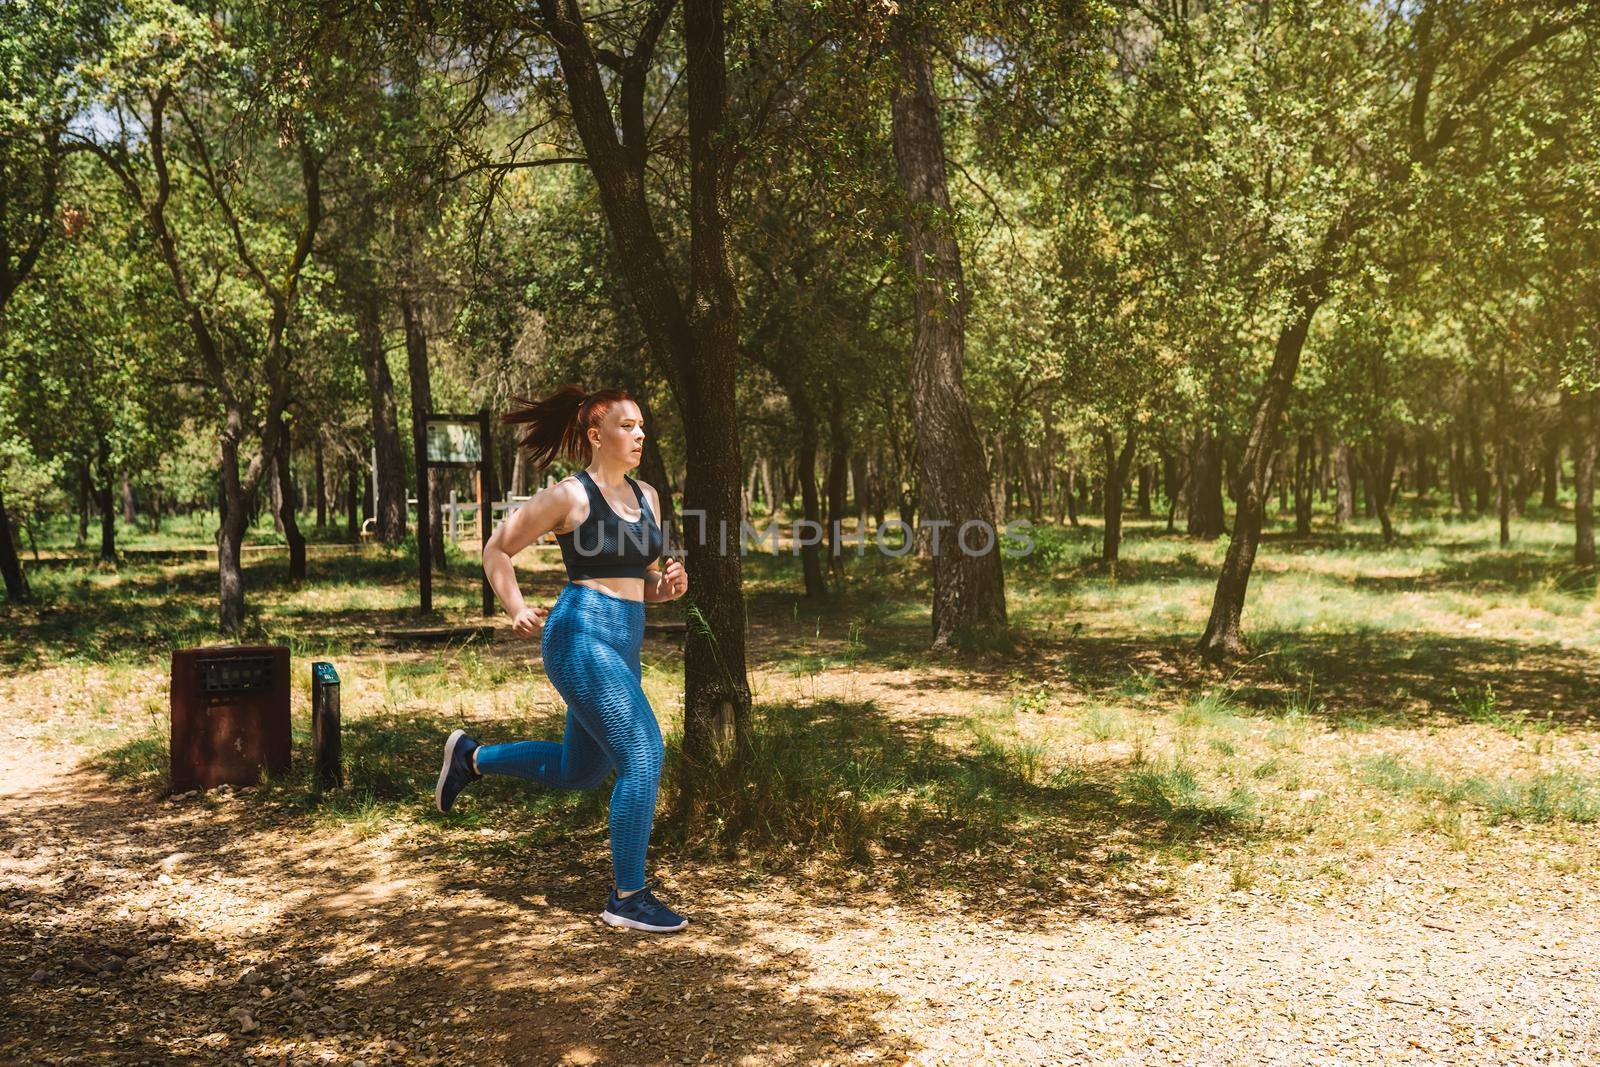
[483, 480, 580, 636]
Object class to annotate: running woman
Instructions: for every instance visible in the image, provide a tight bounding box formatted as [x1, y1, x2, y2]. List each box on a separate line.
[434, 385, 691, 933]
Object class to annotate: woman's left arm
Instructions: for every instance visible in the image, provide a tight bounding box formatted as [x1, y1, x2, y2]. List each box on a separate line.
[640, 482, 688, 604]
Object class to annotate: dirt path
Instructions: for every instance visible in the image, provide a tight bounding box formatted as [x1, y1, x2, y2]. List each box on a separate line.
[5, 706, 1599, 1067]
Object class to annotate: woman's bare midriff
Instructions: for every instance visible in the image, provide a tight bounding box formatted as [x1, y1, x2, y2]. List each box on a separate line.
[573, 577, 646, 602]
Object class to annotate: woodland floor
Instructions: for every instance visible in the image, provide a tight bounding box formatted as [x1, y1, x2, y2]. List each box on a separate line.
[3, 511, 1599, 1065]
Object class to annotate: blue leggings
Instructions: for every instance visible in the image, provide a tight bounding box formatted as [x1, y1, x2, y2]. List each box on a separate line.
[473, 582, 663, 893]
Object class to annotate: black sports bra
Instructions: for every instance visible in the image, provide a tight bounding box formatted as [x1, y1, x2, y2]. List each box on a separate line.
[555, 470, 664, 580]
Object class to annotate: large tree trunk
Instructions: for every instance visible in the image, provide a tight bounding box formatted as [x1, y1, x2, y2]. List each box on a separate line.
[537, 0, 752, 811]
[357, 282, 406, 544]
[0, 485, 30, 602]
[1199, 286, 1325, 662]
[401, 289, 446, 571]
[1101, 425, 1139, 566]
[1187, 427, 1226, 538]
[890, 19, 1006, 647]
[678, 0, 752, 796]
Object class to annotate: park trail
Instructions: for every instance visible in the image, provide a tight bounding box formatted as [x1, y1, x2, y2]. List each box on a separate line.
[3, 657, 1599, 1066]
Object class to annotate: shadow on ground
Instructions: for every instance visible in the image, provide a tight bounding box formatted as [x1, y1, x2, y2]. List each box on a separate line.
[0, 764, 907, 1065]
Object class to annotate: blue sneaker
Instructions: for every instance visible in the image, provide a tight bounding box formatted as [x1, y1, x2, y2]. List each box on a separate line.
[435, 729, 482, 813]
[601, 879, 689, 932]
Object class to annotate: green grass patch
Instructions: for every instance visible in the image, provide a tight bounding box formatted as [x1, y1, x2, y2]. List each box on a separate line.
[1121, 759, 1255, 829]
[1361, 755, 1600, 824]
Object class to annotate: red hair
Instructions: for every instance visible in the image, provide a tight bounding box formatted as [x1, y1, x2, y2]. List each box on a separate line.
[502, 385, 635, 472]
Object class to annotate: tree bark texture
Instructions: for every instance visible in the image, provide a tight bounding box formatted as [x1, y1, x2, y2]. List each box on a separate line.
[890, 19, 1006, 647]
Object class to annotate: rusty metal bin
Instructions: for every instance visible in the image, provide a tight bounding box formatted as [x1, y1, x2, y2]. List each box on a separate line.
[170, 645, 291, 792]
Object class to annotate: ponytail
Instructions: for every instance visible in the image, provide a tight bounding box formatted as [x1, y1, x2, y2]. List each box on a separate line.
[502, 385, 635, 472]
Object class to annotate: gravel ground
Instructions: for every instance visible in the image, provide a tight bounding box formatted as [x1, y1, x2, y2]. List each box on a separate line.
[4, 741, 1598, 1066]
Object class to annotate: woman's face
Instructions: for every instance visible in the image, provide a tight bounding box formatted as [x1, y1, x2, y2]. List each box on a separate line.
[588, 400, 646, 468]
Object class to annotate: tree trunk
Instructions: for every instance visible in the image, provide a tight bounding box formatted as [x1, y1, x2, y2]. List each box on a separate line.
[825, 385, 850, 580]
[1161, 447, 1179, 532]
[314, 437, 327, 529]
[76, 461, 90, 547]
[358, 282, 407, 544]
[276, 432, 307, 580]
[851, 448, 871, 532]
[1542, 436, 1560, 509]
[794, 401, 828, 598]
[120, 471, 137, 526]
[346, 458, 360, 541]
[1065, 466, 1079, 526]
[989, 431, 1007, 525]
[268, 452, 284, 535]
[1198, 285, 1325, 662]
[1101, 425, 1139, 566]
[1468, 392, 1491, 513]
[1276, 450, 1289, 515]
[1136, 462, 1152, 519]
[1334, 441, 1355, 526]
[401, 289, 447, 571]
[218, 427, 249, 633]
[676, 0, 752, 797]
[1572, 392, 1596, 567]
[0, 485, 30, 602]
[890, 18, 1006, 648]
[1360, 436, 1399, 545]
[536, 0, 752, 808]
[1495, 351, 1510, 547]
[94, 436, 116, 563]
[1187, 428, 1226, 538]
[1294, 432, 1314, 537]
